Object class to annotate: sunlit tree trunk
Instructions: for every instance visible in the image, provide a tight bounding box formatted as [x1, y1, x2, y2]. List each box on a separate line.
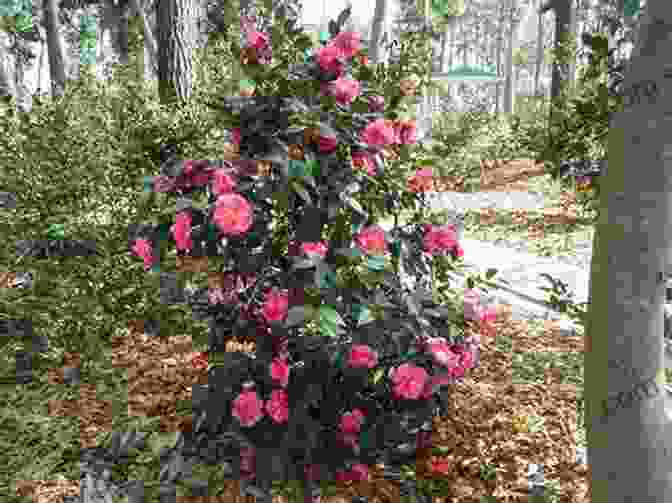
[156, 0, 196, 104]
[129, 0, 158, 81]
[585, 1, 672, 501]
[534, 0, 544, 96]
[44, 0, 67, 98]
[369, 0, 388, 64]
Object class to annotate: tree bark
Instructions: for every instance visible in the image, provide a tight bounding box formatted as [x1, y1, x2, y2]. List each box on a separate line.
[156, 0, 196, 104]
[0, 31, 16, 103]
[585, 1, 672, 501]
[534, 0, 544, 96]
[43, 0, 67, 99]
[129, 0, 158, 81]
[369, 0, 388, 64]
[503, 0, 517, 115]
[494, 0, 504, 114]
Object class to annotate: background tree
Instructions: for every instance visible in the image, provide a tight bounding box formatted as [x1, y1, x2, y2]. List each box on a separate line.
[156, 0, 196, 104]
[44, 0, 68, 98]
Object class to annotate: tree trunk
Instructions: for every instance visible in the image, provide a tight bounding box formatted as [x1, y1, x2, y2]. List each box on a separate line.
[43, 0, 67, 99]
[439, 25, 448, 71]
[503, 0, 517, 115]
[534, 0, 544, 96]
[585, 1, 672, 501]
[97, 0, 130, 82]
[369, 0, 388, 64]
[156, 0, 196, 104]
[494, 1, 505, 114]
[129, 0, 158, 81]
[0, 31, 16, 103]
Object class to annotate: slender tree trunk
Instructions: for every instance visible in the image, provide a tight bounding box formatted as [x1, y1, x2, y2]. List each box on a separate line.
[494, 1, 505, 115]
[534, 0, 544, 96]
[43, 0, 67, 99]
[0, 31, 16, 103]
[156, 0, 196, 104]
[503, 0, 517, 115]
[129, 0, 158, 81]
[369, 0, 388, 64]
[585, 1, 672, 501]
[439, 25, 448, 72]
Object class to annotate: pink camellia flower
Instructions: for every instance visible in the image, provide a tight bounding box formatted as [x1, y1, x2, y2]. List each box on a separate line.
[351, 151, 376, 176]
[407, 167, 435, 193]
[368, 95, 385, 113]
[347, 344, 379, 369]
[171, 211, 193, 252]
[240, 446, 256, 480]
[301, 241, 329, 258]
[339, 408, 365, 434]
[305, 464, 321, 482]
[318, 134, 338, 153]
[423, 224, 458, 256]
[208, 287, 227, 305]
[270, 356, 290, 387]
[316, 43, 344, 76]
[265, 389, 289, 424]
[389, 363, 429, 400]
[232, 390, 265, 427]
[190, 351, 208, 370]
[393, 119, 417, 145]
[452, 243, 465, 259]
[212, 169, 237, 196]
[360, 118, 396, 146]
[181, 160, 211, 187]
[426, 337, 461, 370]
[355, 225, 388, 255]
[328, 76, 361, 106]
[212, 193, 254, 235]
[331, 31, 361, 59]
[153, 174, 175, 193]
[463, 289, 482, 322]
[338, 464, 370, 482]
[230, 128, 241, 145]
[131, 238, 154, 270]
[337, 430, 359, 450]
[247, 30, 269, 51]
[479, 306, 498, 338]
[261, 288, 289, 323]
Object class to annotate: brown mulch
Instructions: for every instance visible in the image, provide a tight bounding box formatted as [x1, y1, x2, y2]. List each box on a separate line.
[9, 159, 588, 502]
[14, 306, 588, 503]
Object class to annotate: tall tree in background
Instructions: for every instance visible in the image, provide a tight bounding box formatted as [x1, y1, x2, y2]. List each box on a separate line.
[503, 0, 518, 114]
[534, 0, 545, 95]
[585, 0, 672, 500]
[129, 0, 158, 80]
[369, 0, 388, 64]
[43, 0, 67, 98]
[156, 0, 196, 104]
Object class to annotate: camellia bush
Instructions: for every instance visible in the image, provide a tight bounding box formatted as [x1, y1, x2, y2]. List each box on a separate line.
[128, 5, 499, 503]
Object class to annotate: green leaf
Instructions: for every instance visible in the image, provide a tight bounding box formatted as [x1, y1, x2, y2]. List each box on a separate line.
[390, 241, 401, 259]
[317, 268, 337, 290]
[46, 224, 66, 240]
[366, 255, 387, 271]
[291, 179, 312, 205]
[305, 159, 321, 178]
[319, 305, 344, 327]
[288, 159, 307, 178]
[352, 303, 373, 326]
[485, 267, 498, 280]
[371, 368, 384, 384]
[14, 14, 32, 32]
